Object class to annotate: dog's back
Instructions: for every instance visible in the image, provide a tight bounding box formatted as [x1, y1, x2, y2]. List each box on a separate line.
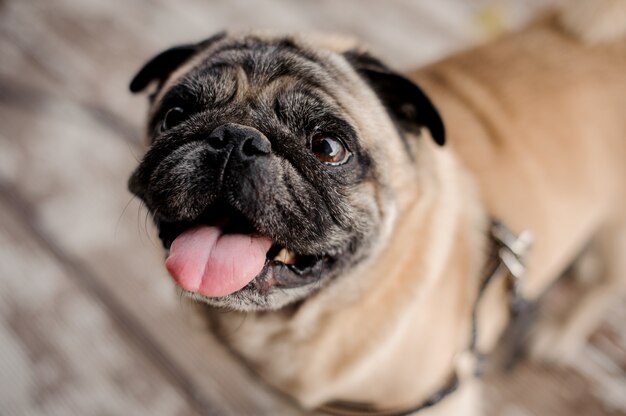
[413, 0, 626, 364]
[413, 2, 626, 293]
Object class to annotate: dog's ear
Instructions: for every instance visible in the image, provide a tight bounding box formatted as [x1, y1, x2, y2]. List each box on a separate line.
[129, 32, 226, 94]
[344, 51, 445, 146]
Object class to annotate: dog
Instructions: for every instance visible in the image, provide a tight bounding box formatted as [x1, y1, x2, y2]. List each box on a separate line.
[128, 1, 626, 414]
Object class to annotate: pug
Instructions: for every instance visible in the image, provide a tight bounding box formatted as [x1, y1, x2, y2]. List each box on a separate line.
[128, 1, 626, 414]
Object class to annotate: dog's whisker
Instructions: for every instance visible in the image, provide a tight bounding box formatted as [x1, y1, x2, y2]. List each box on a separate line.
[115, 195, 137, 240]
[143, 207, 159, 249]
[127, 140, 142, 163]
[135, 200, 145, 246]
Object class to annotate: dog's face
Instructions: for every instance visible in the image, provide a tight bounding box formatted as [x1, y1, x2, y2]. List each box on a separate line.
[128, 32, 444, 311]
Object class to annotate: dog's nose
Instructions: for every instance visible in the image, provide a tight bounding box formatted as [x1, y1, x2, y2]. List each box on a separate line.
[207, 123, 271, 160]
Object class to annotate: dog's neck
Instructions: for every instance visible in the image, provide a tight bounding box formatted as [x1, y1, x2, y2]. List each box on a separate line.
[205, 146, 499, 410]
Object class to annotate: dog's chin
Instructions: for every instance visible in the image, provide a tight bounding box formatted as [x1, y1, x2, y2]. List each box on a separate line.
[182, 283, 324, 312]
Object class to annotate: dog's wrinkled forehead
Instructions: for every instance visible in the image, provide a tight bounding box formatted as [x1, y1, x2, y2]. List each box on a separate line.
[141, 34, 366, 139]
[197, 37, 327, 79]
[155, 35, 344, 105]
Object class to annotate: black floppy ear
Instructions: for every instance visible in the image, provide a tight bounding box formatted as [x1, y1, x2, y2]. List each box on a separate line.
[344, 51, 445, 146]
[129, 44, 200, 93]
[129, 32, 226, 94]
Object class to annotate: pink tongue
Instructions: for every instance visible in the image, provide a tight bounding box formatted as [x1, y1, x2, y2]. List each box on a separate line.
[165, 226, 272, 297]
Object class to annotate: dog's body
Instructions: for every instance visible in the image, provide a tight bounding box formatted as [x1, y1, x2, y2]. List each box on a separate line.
[129, 2, 626, 414]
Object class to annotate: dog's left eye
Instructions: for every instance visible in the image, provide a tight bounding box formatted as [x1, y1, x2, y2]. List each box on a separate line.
[160, 107, 186, 132]
[311, 134, 351, 165]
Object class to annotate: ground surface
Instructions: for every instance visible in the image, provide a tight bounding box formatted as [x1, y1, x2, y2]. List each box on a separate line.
[0, 0, 624, 415]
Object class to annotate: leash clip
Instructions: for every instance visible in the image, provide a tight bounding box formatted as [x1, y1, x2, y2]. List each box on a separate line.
[491, 221, 533, 308]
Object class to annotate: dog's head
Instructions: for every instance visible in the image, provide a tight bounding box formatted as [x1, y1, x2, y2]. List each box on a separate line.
[128, 32, 445, 311]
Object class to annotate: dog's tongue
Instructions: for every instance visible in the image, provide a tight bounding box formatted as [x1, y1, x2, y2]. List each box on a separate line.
[165, 226, 272, 297]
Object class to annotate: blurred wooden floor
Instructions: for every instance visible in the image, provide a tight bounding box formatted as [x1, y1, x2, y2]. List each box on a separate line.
[0, 0, 624, 415]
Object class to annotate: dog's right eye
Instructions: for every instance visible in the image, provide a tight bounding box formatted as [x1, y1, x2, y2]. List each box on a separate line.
[160, 107, 186, 132]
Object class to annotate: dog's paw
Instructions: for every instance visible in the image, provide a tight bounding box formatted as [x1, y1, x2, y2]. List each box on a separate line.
[528, 321, 582, 366]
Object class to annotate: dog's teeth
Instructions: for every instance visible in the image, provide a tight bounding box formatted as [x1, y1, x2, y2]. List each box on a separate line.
[274, 248, 297, 265]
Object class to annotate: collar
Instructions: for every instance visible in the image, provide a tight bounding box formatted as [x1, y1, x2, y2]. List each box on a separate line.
[317, 373, 459, 416]
[317, 220, 533, 416]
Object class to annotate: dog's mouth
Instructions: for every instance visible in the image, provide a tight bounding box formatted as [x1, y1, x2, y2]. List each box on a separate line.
[155, 201, 331, 298]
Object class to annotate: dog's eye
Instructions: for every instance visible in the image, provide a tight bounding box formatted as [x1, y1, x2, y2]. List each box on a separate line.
[311, 134, 350, 165]
[161, 107, 186, 132]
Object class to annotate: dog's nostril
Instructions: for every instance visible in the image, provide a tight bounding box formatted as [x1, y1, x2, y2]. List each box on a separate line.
[207, 134, 227, 149]
[242, 136, 270, 157]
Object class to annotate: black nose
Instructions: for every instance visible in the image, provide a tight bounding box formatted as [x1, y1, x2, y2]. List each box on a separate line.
[207, 123, 271, 160]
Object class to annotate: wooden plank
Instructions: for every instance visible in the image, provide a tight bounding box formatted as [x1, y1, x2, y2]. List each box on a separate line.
[0, 198, 197, 416]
